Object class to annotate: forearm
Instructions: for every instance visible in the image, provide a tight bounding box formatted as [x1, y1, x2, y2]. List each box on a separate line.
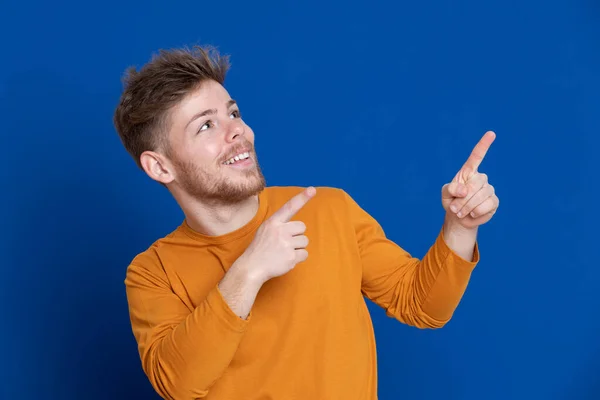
[157, 261, 263, 392]
[442, 217, 478, 262]
[408, 222, 478, 324]
[142, 284, 254, 399]
[383, 226, 478, 328]
[128, 261, 264, 399]
[218, 257, 265, 319]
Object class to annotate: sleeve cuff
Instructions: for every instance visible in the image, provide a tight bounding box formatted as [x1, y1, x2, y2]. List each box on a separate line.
[437, 227, 480, 270]
[205, 285, 252, 333]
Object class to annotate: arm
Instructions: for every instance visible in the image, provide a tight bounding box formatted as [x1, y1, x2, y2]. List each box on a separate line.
[343, 190, 479, 329]
[125, 258, 262, 400]
[352, 131, 499, 329]
[125, 188, 316, 399]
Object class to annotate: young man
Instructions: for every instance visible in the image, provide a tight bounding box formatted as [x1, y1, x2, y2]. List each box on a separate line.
[114, 45, 499, 400]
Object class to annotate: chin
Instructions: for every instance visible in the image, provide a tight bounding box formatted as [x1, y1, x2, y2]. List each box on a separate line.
[237, 177, 266, 196]
[177, 160, 266, 204]
[206, 175, 266, 204]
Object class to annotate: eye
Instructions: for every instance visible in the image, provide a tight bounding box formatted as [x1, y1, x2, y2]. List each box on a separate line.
[198, 120, 213, 133]
[230, 109, 241, 119]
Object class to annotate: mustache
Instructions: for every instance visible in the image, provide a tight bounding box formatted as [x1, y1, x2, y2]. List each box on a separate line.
[221, 142, 255, 162]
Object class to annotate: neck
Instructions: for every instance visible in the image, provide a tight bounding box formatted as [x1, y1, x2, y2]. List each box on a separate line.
[179, 193, 260, 237]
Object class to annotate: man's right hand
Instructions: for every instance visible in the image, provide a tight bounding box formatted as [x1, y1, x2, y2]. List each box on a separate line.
[239, 186, 316, 284]
[218, 187, 316, 319]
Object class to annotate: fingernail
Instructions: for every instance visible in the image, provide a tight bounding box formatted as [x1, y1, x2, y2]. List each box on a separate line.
[457, 211, 463, 218]
[450, 205, 457, 213]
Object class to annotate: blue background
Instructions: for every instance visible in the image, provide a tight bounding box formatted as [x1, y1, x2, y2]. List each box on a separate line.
[1, 0, 598, 399]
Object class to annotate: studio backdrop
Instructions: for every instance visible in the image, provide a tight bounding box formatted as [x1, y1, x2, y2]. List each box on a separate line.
[1, 0, 598, 399]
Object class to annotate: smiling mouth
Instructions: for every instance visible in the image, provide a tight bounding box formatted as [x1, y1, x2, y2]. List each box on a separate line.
[223, 151, 251, 165]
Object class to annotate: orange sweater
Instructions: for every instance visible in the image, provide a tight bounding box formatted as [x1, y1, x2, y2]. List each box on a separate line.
[125, 186, 479, 399]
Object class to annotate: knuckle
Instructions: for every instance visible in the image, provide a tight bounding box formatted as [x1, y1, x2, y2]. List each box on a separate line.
[279, 230, 290, 243]
[475, 190, 487, 202]
[287, 249, 296, 263]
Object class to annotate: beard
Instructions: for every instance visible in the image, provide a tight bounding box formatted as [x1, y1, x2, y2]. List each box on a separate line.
[171, 150, 266, 206]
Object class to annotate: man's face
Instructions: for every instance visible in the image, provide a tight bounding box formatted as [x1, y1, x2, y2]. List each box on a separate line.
[165, 79, 266, 204]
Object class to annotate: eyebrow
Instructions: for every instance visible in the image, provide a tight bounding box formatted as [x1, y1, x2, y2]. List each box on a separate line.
[185, 99, 237, 130]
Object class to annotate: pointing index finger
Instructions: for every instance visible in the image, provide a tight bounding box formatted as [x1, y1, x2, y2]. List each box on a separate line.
[462, 131, 496, 172]
[271, 187, 316, 223]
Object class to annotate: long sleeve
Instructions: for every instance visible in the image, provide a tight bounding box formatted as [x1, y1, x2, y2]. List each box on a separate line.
[343, 190, 479, 328]
[125, 260, 250, 399]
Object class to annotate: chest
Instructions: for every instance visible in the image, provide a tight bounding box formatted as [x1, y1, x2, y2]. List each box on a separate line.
[167, 218, 363, 317]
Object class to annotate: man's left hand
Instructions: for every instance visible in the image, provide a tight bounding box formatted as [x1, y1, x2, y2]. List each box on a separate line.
[441, 131, 500, 230]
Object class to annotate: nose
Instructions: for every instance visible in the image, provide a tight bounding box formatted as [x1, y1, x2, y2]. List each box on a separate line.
[225, 119, 245, 143]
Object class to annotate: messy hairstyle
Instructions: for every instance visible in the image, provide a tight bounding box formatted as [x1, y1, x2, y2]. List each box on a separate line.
[113, 45, 230, 169]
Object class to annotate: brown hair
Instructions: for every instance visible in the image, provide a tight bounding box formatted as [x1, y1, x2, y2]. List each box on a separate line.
[113, 45, 230, 169]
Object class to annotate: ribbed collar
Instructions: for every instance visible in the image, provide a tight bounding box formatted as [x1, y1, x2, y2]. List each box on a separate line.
[180, 190, 269, 245]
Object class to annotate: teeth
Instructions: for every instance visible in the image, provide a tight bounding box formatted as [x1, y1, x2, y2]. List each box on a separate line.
[224, 152, 250, 165]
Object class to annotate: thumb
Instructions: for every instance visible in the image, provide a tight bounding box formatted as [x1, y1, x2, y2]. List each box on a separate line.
[442, 182, 468, 200]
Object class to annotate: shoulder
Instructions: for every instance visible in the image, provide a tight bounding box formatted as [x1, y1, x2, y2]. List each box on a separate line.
[124, 227, 184, 286]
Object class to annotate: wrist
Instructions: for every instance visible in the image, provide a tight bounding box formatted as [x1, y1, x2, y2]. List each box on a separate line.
[442, 218, 478, 262]
[231, 255, 265, 288]
[443, 217, 478, 238]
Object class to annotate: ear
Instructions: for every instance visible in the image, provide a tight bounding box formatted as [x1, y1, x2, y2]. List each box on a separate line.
[140, 150, 175, 185]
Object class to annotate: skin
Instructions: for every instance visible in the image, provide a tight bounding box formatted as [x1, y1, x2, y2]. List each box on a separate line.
[139, 79, 499, 318]
[441, 131, 499, 261]
[139, 79, 267, 237]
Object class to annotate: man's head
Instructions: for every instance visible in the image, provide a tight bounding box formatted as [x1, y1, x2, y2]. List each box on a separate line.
[113, 45, 266, 205]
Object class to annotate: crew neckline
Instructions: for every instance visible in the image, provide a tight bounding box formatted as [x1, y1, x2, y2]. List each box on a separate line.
[180, 189, 269, 245]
